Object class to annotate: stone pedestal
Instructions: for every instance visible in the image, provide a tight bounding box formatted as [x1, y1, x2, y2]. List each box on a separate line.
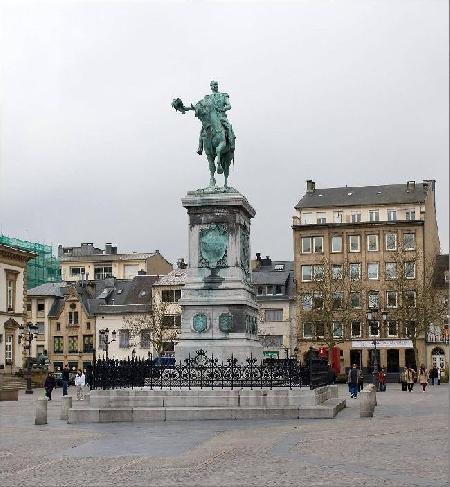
[60, 396, 72, 420]
[174, 189, 262, 363]
[35, 397, 48, 425]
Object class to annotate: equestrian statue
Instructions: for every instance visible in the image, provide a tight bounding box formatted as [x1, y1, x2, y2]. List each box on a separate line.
[172, 81, 236, 189]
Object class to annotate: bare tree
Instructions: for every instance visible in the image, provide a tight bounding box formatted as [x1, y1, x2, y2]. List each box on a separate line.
[381, 247, 447, 368]
[122, 299, 180, 357]
[297, 257, 363, 363]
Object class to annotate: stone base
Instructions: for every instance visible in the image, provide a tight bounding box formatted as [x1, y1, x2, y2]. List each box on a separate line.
[174, 338, 263, 364]
[67, 386, 345, 423]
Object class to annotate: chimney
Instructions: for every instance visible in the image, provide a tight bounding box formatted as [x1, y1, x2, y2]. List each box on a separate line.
[262, 255, 272, 267]
[105, 243, 112, 254]
[306, 180, 316, 193]
[57, 245, 63, 258]
[137, 269, 147, 275]
[177, 258, 187, 269]
[406, 180, 416, 191]
[256, 253, 262, 262]
[111, 246, 118, 254]
[423, 179, 436, 191]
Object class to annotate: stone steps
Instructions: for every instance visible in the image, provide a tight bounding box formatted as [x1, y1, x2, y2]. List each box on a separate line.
[67, 399, 346, 423]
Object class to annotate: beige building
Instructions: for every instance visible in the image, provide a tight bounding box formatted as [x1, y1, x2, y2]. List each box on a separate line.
[0, 244, 35, 372]
[252, 254, 297, 359]
[58, 242, 172, 282]
[293, 179, 441, 376]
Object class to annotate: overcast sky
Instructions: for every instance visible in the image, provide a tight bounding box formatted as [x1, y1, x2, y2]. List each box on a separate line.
[0, 0, 448, 265]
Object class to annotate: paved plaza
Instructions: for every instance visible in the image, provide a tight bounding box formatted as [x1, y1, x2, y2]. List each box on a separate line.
[0, 384, 448, 487]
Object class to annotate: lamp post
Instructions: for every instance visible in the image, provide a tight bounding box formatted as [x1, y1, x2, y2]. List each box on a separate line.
[131, 348, 136, 361]
[98, 328, 116, 360]
[18, 322, 39, 394]
[366, 309, 388, 390]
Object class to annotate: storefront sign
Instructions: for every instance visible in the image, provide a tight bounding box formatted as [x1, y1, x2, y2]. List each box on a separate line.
[351, 340, 413, 349]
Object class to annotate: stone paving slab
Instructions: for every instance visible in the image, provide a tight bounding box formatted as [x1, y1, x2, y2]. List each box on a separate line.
[0, 384, 448, 486]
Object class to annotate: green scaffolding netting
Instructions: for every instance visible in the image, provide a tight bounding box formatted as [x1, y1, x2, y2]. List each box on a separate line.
[0, 235, 61, 289]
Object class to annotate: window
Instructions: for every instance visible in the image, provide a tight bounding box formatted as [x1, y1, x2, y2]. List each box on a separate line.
[385, 233, 397, 251]
[332, 293, 343, 310]
[68, 336, 78, 353]
[303, 294, 312, 311]
[303, 322, 314, 338]
[348, 235, 360, 252]
[403, 233, 416, 250]
[275, 285, 283, 295]
[351, 321, 362, 337]
[349, 263, 361, 281]
[351, 292, 362, 309]
[386, 291, 398, 308]
[86, 322, 91, 330]
[94, 266, 113, 280]
[37, 301, 45, 316]
[68, 311, 79, 325]
[5, 335, 12, 361]
[404, 262, 416, 279]
[70, 267, 85, 276]
[332, 321, 343, 338]
[27, 301, 32, 312]
[369, 321, 380, 337]
[53, 336, 63, 353]
[257, 286, 264, 296]
[56, 322, 61, 331]
[387, 210, 397, 221]
[302, 266, 312, 281]
[404, 321, 416, 337]
[162, 341, 175, 354]
[313, 236, 323, 253]
[302, 212, 313, 224]
[367, 263, 379, 280]
[315, 322, 325, 337]
[369, 210, 379, 222]
[332, 265, 343, 280]
[331, 236, 343, 253]
[36, 345, 45, 357]
[313, 265, 324, 280]
[333, 211, 343, 223]
[301, 237, 312, 253]
[405, 209, 416, 220]
[316, 212, 326, 224]
[161, 289, 182, 302]
[367, 234, 379, 251]
[162, 315, 181, 328]
[351, 212, 361, 223]
[83, 335, 94, 353]
[368, 292, 379, 309]
[385, 262, 397, 280]
[6, 276, 16, 311]
[266, 285, 274, 295]
[404, 290, 416, 308]
[119, 330, 130, 348]
[313, 293, 324, 310]
[387, 321, 398, 337]
[140, 329, 152, 349]
[37, 322, 45, 335]
[274, 264, 285, 271]
[264, 309, 283, 321]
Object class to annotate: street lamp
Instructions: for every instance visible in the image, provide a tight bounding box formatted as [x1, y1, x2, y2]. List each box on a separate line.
[98, 328, 116, 360]
[366, 309, 388, 390]
[131, 348, 136, 361]
[18, 322, 39, 394]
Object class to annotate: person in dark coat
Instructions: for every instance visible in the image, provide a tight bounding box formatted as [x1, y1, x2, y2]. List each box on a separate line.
[62, 365, 70, 396]
[347, 364, 359, 398]
[430, 366, 438, 386]
[44, 372, 56, 401]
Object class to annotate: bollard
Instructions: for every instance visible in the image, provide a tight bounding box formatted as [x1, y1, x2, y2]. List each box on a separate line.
[60, 396, 72, 420]
[35, 397, 48, 425]
[366, 384, 377, 406]
[360, 390, 375, 417]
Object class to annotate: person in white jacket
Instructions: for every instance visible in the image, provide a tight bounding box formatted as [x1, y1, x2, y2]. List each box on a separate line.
[74, 369, 86, 400]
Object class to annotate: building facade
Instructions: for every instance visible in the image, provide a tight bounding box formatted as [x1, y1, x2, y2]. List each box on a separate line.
[293, 179, 441, 376]
[58, 242, 172, 282]
[0, 244, 35, 372]
[251, 254, 297, 359]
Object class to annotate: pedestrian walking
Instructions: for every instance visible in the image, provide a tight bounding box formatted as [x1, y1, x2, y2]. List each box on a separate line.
[44, 372, 56, 401]
[418, 365, 429, 392]
[378, 368, 387, 391]
[348, 363, 359, 398]
[437, 366, 442, 385]
[75, 369, 85, 400]
[62, 364, 70, 396]
[406, 366, 415, 392]
[357, 368, 364, 392]
[400, 367, 408, 391]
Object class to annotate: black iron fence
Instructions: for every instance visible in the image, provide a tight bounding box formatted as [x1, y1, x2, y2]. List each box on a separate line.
[92, 349, 331, 390]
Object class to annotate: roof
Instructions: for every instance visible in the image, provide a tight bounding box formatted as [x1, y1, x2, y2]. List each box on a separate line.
[27, 282, 66, 297]
[252, 260, 296, 299]
[295, 183, 430, 209]
[154, 269, 187, 286]
[0, 243, 37, 261]
[60, 252, 156, 262]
